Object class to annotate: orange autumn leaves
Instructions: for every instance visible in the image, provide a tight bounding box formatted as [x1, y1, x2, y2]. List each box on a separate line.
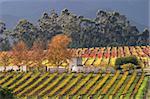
[1, 34, 72, 68]
[30, 40, 45, 67]
[47, 34, 73, 66]
[11, 41, 29, 67]
[0, 52, 11, 71]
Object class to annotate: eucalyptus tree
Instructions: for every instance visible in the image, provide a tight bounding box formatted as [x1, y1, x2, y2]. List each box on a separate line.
[38, 10, 62, 40]
[58, 8, 82, 48]
[0, 21, 6, 34]
[0, 21, 11, 51]
[13, 19, 38, 48]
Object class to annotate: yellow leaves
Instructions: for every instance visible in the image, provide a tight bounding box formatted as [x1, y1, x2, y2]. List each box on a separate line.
[93, 58, 102, 66]
[85, 58, 95, 66]
[45, 63, 52, 67]
[121, 63, 135, 71]
[9, 63, 14, 66]
[101, 71, 120, 94]
[91, 73, 110, 95]
[122, 71, 137, 94]
[101, 58, 109, 66]
[82, 58, 88, 65]
[42, 60, 49, 65]
[42, 59, 68, 67]
[61, 62, 68, 67]
[30, 40, 45, 67]
[0, 52, 11, 66]
[132, 74, 144, 95]
[112, 71, 128, 95]
[0, 45, 149, 68]
[109, 58, 116, 67]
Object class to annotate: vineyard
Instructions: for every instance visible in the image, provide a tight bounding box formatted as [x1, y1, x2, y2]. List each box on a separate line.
[0, 46, 149, 68]
[0, 71, 149, 99]
[72, 46, 150, 67]
[0, 3, 149, 99]
[0, 46, 149, 99]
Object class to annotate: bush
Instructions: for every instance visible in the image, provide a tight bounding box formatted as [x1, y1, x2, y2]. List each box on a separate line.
[115, 56, 140, 70]
[0, 87, 15, 99]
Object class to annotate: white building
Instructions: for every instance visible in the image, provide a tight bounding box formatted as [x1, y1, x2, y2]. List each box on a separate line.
[0, 65, 26, 71]
[69, 57, 83, 72]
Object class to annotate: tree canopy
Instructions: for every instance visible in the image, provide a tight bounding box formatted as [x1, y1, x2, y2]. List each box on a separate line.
[0, 9, 149, 50]
[115, 56, 141, 70]
[47, 34, 72, 67]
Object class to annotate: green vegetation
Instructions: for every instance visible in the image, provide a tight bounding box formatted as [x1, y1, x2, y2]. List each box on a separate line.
[0, 71, 148, 98]
[115, 56, 139, 66]
[136, 77, 148, 99]
[115, 56, 141, 70]
[0, 9, 149, 51]
[0, 87, 15, 99]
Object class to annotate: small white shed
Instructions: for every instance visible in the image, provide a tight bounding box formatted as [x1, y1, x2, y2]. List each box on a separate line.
[69, 57, 83, 72]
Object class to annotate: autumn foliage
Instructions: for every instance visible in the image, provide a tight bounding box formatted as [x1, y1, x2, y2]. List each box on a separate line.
[47, 34, 72, 67]
[11, 41, 28, 68]
[0, 34, 73, 70]
[0, 52, 10, 71]
[29, 40, 45, 67]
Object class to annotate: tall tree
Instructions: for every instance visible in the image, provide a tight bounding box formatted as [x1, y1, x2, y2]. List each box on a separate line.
[58, 8, 81, 47]
[13, 19, 38, 48]
[0, 21, 11, 51]
[0, 52, 10, 71]
[0, 38, 11, 51]
[0, 21, 6, 34]
[30, 40, 45, 70]
[38, 10, 62, 40]
[47, 34, 72, 67]
[11, 40, 28, 70]
[0, 9, 149, 49]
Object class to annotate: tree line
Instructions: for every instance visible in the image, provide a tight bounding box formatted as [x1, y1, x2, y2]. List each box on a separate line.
[0, 34, 72, 71]
[0, 9, 149, 51]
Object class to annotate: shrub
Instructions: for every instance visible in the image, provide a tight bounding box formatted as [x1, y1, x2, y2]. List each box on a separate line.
[115, 56, 140, 70]
[0, 87, 15, 99]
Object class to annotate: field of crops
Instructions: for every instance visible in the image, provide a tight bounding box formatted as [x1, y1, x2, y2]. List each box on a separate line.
[0, 46, 149, 98]
[72, 46, 150, 67]
[0, 71, 149, 99]
[0, 46, 149, 68]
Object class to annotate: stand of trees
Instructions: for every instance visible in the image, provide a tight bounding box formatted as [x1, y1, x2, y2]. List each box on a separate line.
[0, 34, 72, 71]
[0, 9, 149, 51]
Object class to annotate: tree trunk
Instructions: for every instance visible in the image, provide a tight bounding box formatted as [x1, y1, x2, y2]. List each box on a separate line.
[45, 66, 47, 71]
[18, 65, 21, 71]
[38, 67, 39, 71]
[4, 66, 6, 72]
[57, 66, 59, 73]
[26, 66, 29, 72]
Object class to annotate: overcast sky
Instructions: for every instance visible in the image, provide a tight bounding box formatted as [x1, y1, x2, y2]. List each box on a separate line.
[0, 0, 149, 29]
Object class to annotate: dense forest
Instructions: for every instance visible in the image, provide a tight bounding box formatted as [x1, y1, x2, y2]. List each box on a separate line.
[0, 9, 149, 51]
